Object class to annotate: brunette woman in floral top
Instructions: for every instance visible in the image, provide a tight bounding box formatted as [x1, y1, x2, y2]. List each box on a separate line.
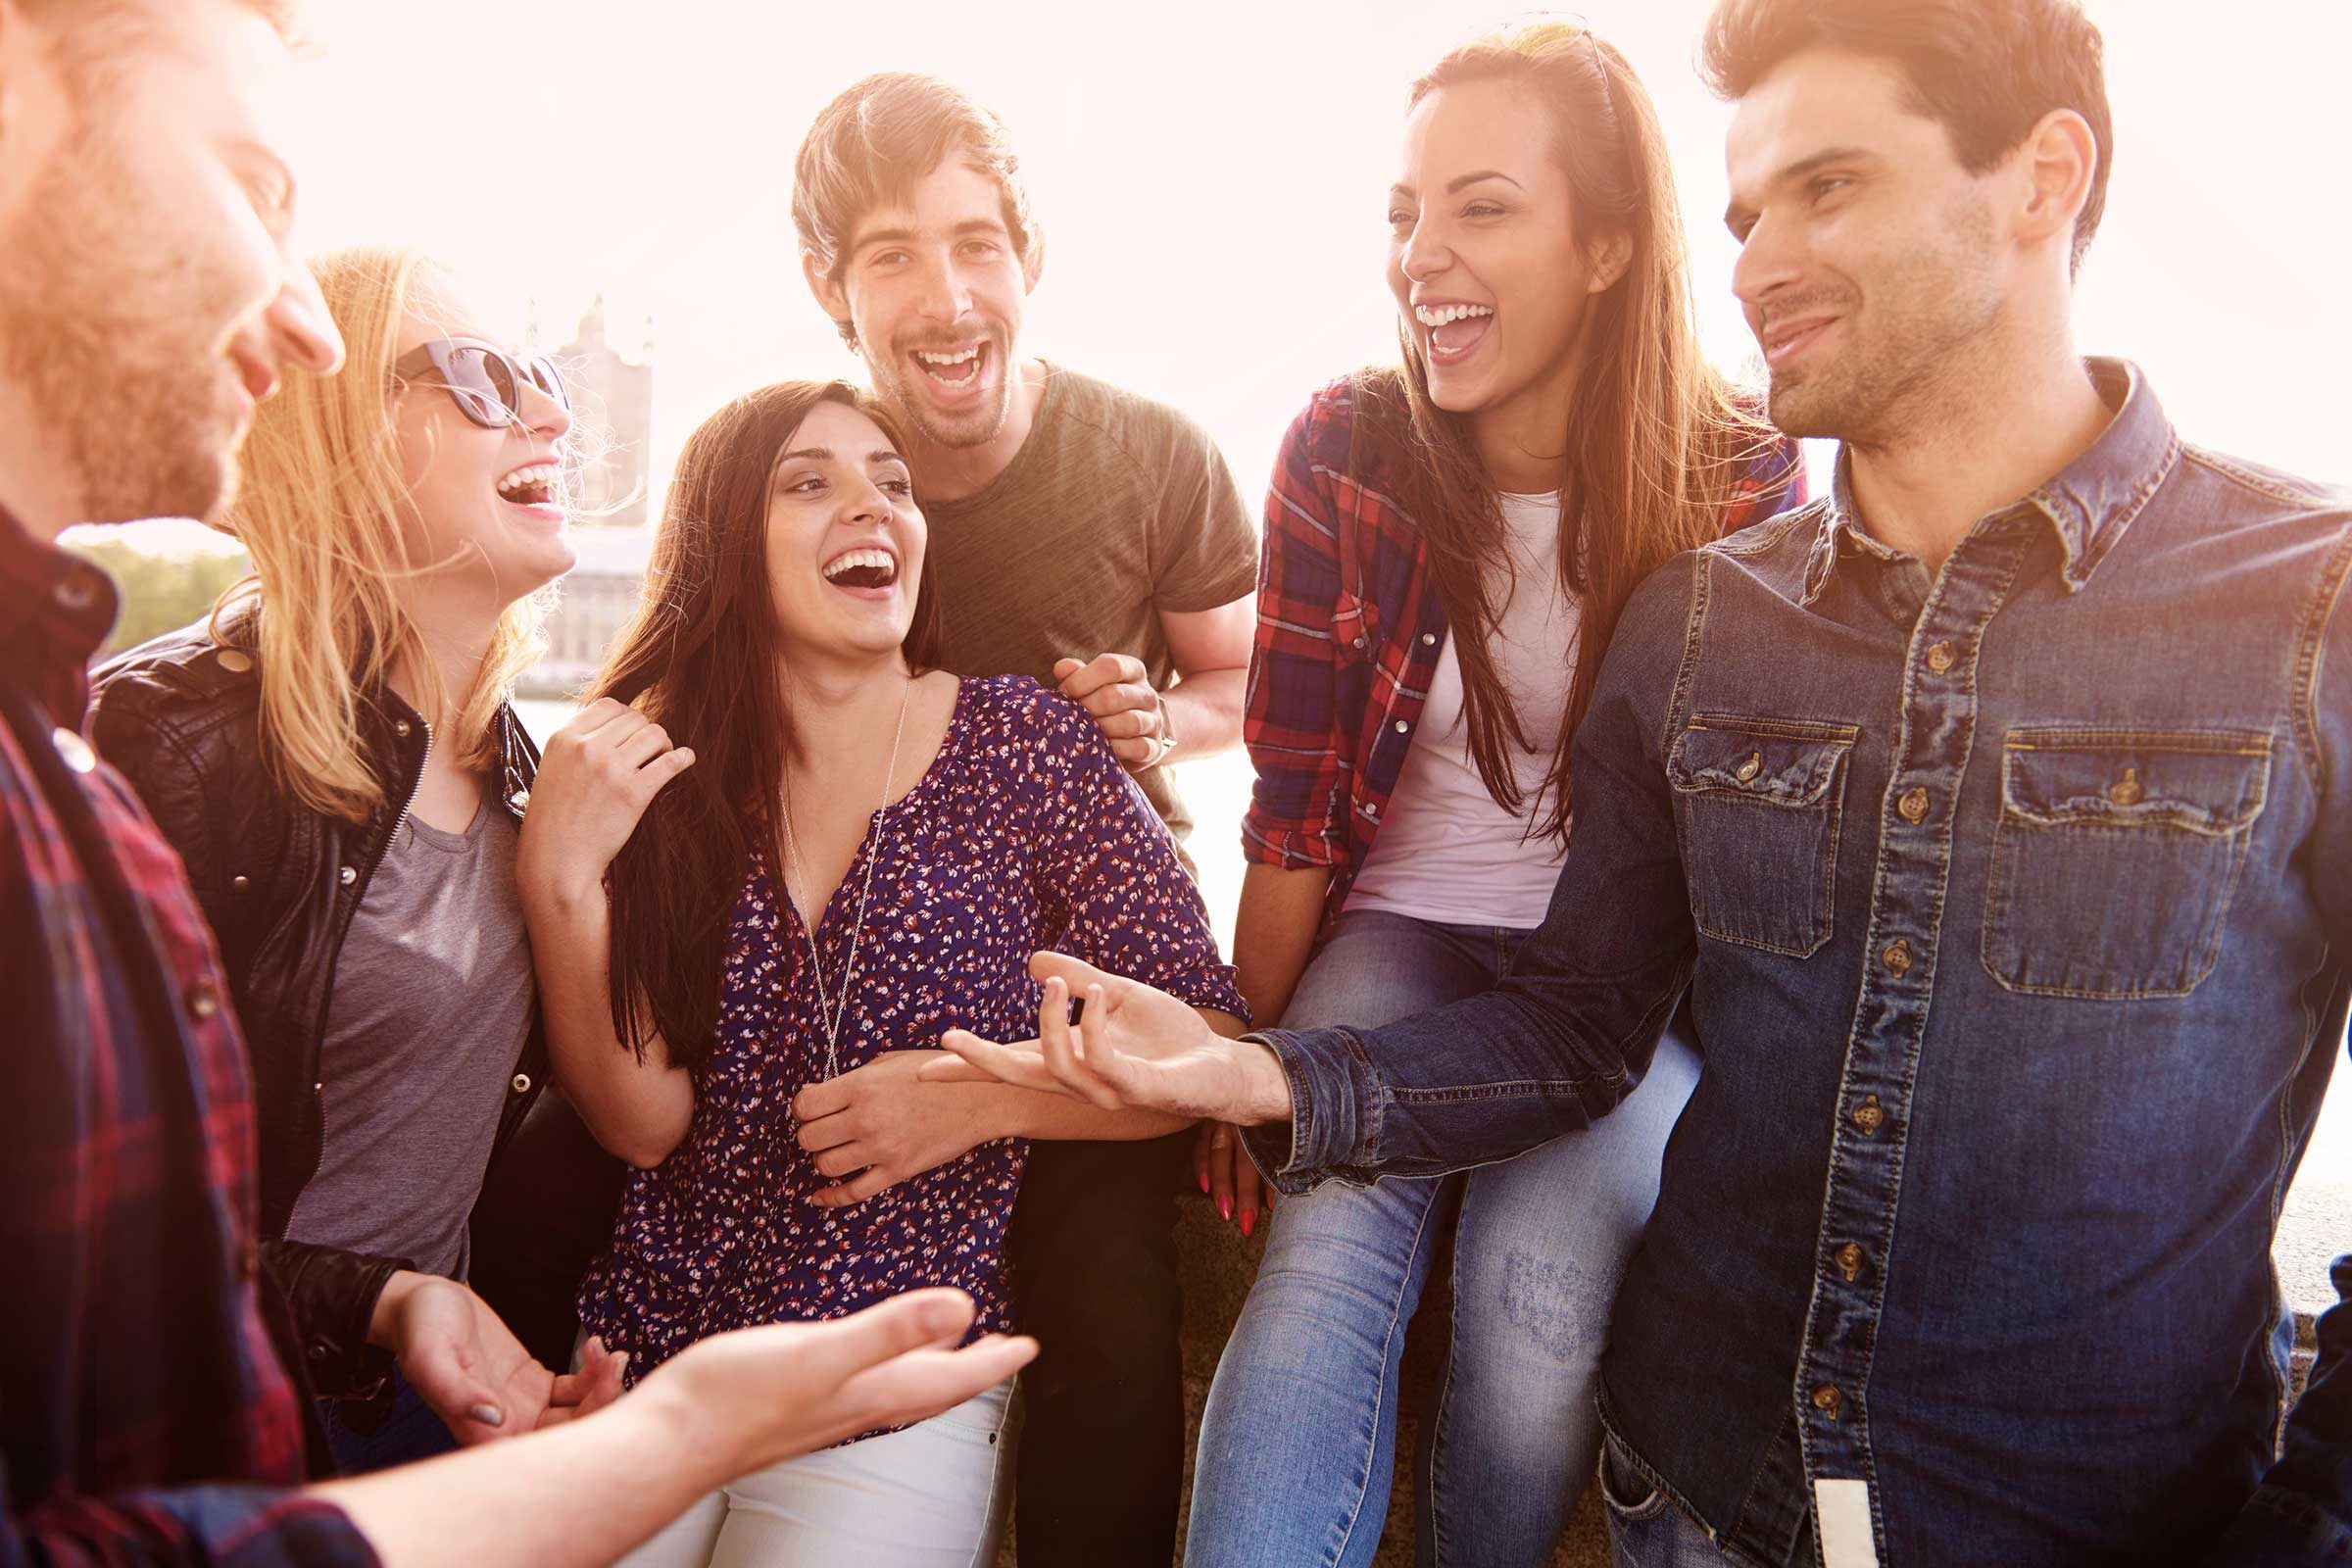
[515, 381, 1247, 1568]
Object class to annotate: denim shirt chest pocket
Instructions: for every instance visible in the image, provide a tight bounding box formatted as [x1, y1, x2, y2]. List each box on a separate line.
[1668, 715, 1859, 957]
[1983, 728, 2274, 1000]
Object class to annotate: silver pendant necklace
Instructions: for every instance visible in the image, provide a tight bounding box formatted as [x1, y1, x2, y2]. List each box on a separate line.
[782, 678, 912, 1085]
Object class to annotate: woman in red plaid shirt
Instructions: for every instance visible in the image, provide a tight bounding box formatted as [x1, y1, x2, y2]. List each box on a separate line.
[1188, 22, 1805, 1566]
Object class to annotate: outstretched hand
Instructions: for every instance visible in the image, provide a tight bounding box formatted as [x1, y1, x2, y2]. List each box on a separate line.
[650, 1289, 1037, 1476]
[921, 952, 1292, 1126]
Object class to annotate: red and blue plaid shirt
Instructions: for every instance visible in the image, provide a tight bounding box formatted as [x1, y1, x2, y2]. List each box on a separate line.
[0, 507, 372, 1565]
[1241, 375, 1808, 936]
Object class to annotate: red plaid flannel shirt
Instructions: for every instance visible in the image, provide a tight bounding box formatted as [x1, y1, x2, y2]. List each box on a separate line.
[1241, 375, 1808, 936]
[0, 507, 373, 1566]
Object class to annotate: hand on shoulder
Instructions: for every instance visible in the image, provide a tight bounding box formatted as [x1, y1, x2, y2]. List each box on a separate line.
[515, 698, 694, 905]
[1052, 653, 1172, 771]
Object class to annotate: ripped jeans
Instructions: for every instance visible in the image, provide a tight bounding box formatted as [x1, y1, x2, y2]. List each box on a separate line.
[1186, 910, 1701, 1568]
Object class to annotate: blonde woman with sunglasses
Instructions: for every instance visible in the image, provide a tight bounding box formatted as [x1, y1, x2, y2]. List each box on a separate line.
[91, 243, 626, 1474]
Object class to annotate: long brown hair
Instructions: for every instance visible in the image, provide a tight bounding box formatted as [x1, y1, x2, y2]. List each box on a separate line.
[593, 380, 945, 1070]
[1373, 20, 1782, 842]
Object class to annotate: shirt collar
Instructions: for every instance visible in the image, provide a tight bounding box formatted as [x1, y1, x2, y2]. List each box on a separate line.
[0, 502, 122, 725]
[1800, 358, 2180, 607]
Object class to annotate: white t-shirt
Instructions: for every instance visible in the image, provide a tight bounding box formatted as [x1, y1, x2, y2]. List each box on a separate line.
[1345, 491, 1581, 930]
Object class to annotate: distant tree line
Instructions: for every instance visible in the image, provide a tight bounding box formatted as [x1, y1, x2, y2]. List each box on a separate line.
[64, 539, 250, 660]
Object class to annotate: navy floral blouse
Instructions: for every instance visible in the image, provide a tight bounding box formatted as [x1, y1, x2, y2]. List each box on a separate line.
[577, 675, 1246, 1387]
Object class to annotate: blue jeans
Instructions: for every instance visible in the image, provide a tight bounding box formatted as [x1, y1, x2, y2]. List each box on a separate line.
[1599, 1429, 1808, 1568]
[318, 1368, 460, 1475]
[1187, 910, 1701, 1568]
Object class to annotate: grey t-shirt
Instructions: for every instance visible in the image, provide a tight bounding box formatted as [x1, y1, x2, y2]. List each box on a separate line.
[286, 802, 534, 1278]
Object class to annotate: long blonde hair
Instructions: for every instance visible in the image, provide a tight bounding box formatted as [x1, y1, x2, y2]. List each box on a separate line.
[213, 244, 551, 824]
[1368, 19, 1784, 842]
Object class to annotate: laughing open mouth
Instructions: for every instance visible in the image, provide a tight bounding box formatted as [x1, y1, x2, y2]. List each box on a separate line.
[497, 462, 560, 508]
[1414, 302, 1494, 362]
[914, 342, 987, 388]
[822, 547, 899, 590]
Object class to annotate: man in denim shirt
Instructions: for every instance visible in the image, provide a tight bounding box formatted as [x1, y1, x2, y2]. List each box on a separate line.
[932, 2, 2352, 1562]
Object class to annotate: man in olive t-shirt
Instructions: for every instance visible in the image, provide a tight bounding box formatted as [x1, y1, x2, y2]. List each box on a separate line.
[792, 73, 1256, 1566]
[920, 361, 1255, 856]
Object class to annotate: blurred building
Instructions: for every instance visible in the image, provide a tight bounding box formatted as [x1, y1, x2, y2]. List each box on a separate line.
[528, 523, 652, 696]
[524, 294, 656, 696]
[554, 293, 654, 528]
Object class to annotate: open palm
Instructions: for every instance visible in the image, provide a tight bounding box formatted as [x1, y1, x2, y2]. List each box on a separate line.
[385, 1274, 624, 1444]
[923, 951, 1287, 1125]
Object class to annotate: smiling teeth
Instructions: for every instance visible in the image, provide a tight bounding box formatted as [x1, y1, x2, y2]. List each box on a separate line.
[822, 548, 897, 581]
[496, 463, 560, 497]
[1415, 303, 1494, 327]
[916, 347, 980, 366]
[1414, 304, 1494, 327]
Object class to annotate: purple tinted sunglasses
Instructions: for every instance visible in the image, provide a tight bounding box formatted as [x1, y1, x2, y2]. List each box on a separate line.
[393, 337, 569, 429]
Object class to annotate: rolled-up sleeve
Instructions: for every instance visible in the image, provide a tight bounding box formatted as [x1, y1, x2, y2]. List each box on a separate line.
[1241, 398, 1349, 872]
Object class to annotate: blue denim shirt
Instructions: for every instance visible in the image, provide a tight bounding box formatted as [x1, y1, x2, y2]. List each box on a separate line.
[1245, 362, 2352, 1566]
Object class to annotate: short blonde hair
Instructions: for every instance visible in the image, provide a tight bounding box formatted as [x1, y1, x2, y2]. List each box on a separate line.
[214, 244, 550, 823]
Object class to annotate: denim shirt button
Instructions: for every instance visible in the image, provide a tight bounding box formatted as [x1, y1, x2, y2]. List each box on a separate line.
[1882, 939, 1913, 976]
[1926, 640, 1956, 673]
[1810, 1384, 1843, 1419]
[1898, 787, 1930, 823]
[1853, 1095, 1886, 1136]
[1835, 1243, 1864, 1281]
[2108, 767, 2144, 807]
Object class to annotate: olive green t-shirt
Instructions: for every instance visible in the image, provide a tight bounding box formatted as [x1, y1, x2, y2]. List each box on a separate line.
[921, 364, 1258, 852]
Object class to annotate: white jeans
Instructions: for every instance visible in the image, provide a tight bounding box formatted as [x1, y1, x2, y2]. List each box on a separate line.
[617, 1379, 1018, 1568]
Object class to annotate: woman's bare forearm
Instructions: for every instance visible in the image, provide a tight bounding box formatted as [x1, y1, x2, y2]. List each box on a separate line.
[1233, 864, 1331, 1028]
[521, 880, 694, 1168]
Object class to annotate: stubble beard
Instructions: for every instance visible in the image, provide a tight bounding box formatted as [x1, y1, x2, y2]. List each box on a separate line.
[0, 122, 243, 527]
[1765, 204, 2007, 450]
[866, 331, 1015, 452]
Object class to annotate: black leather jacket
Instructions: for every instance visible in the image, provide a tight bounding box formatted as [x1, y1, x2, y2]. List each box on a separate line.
[90, 617, 621, 1397]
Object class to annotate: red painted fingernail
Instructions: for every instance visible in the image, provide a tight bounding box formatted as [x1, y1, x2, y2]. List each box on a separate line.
[1219, 1197, 1232, 1221]
[1199, 1172, 1210, 1193]
[1242, 1209, 1255, 1238]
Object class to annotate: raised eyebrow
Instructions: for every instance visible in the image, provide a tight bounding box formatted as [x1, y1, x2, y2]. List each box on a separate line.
[1444, 170, 1524, 195]
[870, 448, 911, 469]
[775, 446, 834, 464]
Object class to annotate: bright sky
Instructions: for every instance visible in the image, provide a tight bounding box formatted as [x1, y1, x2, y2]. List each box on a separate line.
[247, 0, 2346, 536]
